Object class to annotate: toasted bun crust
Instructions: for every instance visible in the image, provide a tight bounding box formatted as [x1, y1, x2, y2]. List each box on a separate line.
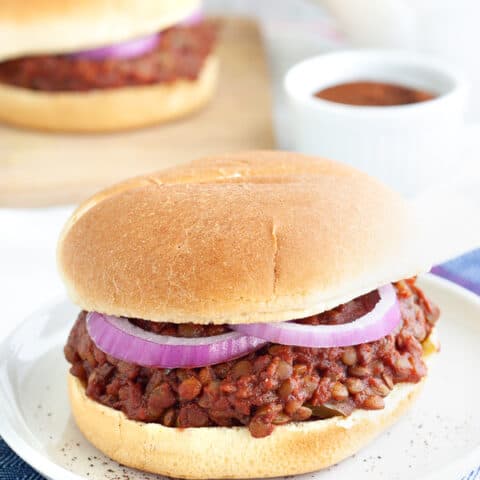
[57, 151, 431, 324]
[68, 373, 425, 478]
[0, 55, 218, 132]
[0, 0, 201, 61]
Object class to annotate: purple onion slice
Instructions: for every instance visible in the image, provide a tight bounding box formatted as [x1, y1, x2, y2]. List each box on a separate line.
[232, 284, 401, 348]
[86, 312, 266, 368]
[68, 33, 160, 61]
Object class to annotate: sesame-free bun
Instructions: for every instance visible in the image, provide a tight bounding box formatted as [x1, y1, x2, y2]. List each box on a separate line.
[0, 55, 218, 132]
[0, 0, 201, 61]
[58, 151, 431, 324]
[68, 373, 425, 478]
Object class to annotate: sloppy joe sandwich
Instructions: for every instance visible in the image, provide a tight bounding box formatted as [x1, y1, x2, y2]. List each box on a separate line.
[59, 151, 440, 478]
[0, 0, 218, 131]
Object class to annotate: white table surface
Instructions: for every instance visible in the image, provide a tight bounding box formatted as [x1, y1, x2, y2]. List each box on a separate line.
[0, 206, 74, 340]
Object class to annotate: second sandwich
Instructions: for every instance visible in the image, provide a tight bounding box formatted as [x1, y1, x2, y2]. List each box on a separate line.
[0, 0, 218, 131]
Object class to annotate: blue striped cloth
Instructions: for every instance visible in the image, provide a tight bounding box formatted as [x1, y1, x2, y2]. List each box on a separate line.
[431, 250, 480, 296]
[0, 439, 41, 480]
[1, 250, 479, 480]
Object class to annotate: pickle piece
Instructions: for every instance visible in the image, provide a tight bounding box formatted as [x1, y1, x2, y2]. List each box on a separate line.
[308, 403, 349, 419]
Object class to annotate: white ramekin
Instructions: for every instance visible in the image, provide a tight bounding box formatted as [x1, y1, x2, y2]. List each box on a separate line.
[284, 49, 468, 197]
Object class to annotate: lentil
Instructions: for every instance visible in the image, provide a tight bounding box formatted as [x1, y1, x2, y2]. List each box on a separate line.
[65, 279, 439, 438]
[0, 22, 217, 92]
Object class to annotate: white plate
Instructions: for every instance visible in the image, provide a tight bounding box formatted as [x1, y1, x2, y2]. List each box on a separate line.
[0, 275, 479, 480]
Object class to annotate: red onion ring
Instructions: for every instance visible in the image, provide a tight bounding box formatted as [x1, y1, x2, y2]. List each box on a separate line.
[68, 33, 160, 61]
[86, 312, 266, 368]
[66, 9, 202, 61]
[232, 285, 401, 348]
[181, 9, 204, 26]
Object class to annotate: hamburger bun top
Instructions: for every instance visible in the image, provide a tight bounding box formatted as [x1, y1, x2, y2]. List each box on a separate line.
[0, 0, 201, 61]
[57, 151, 430, 325]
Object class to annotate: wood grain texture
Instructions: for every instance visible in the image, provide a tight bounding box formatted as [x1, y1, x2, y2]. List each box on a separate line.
[0, 17, 274, 207]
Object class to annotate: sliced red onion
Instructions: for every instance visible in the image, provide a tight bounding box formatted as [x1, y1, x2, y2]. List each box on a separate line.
[86, 312, 266, 368]
[232, 284, 401, 348]
[181, 9, 204, 26]
[66, 9, 202, 61]
[68, 33, 160, 61]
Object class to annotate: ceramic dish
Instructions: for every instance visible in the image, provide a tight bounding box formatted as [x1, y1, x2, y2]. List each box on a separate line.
[284, 49, 467, 197]
[0, 275, 479, 480]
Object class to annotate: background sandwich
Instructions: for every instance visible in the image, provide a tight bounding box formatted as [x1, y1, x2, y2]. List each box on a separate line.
[0, 0, 218, 131]
[58, 151, 440, 478]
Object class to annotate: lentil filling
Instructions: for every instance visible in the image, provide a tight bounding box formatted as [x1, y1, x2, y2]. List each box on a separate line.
[0, 21, 217, 92]
[65, 279, 439, 438]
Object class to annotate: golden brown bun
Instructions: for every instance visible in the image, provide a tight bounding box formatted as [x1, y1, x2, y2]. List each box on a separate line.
[0, 55, 218, 132]
[68, 373, 425, 478]
[0, 0, 201, 60]
[58, 151, 431, 324]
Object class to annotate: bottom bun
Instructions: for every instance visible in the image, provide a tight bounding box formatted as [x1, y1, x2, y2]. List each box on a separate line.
[68, 373, 426, 479]
[0, 55, 218, 132]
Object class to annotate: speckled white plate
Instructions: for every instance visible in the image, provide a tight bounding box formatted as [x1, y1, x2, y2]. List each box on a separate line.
[0, 274, 479, 480]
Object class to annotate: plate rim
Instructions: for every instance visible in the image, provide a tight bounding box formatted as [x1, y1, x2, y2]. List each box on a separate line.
[0, 273, 478, 480]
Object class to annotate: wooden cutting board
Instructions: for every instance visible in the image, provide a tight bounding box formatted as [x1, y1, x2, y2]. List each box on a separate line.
[0, 17, 274, 207]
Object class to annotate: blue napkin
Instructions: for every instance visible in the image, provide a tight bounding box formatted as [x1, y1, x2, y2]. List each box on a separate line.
[1, 250, 479, 480]
[431, 249, 480, 295]
[0, 438, 41, 480]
